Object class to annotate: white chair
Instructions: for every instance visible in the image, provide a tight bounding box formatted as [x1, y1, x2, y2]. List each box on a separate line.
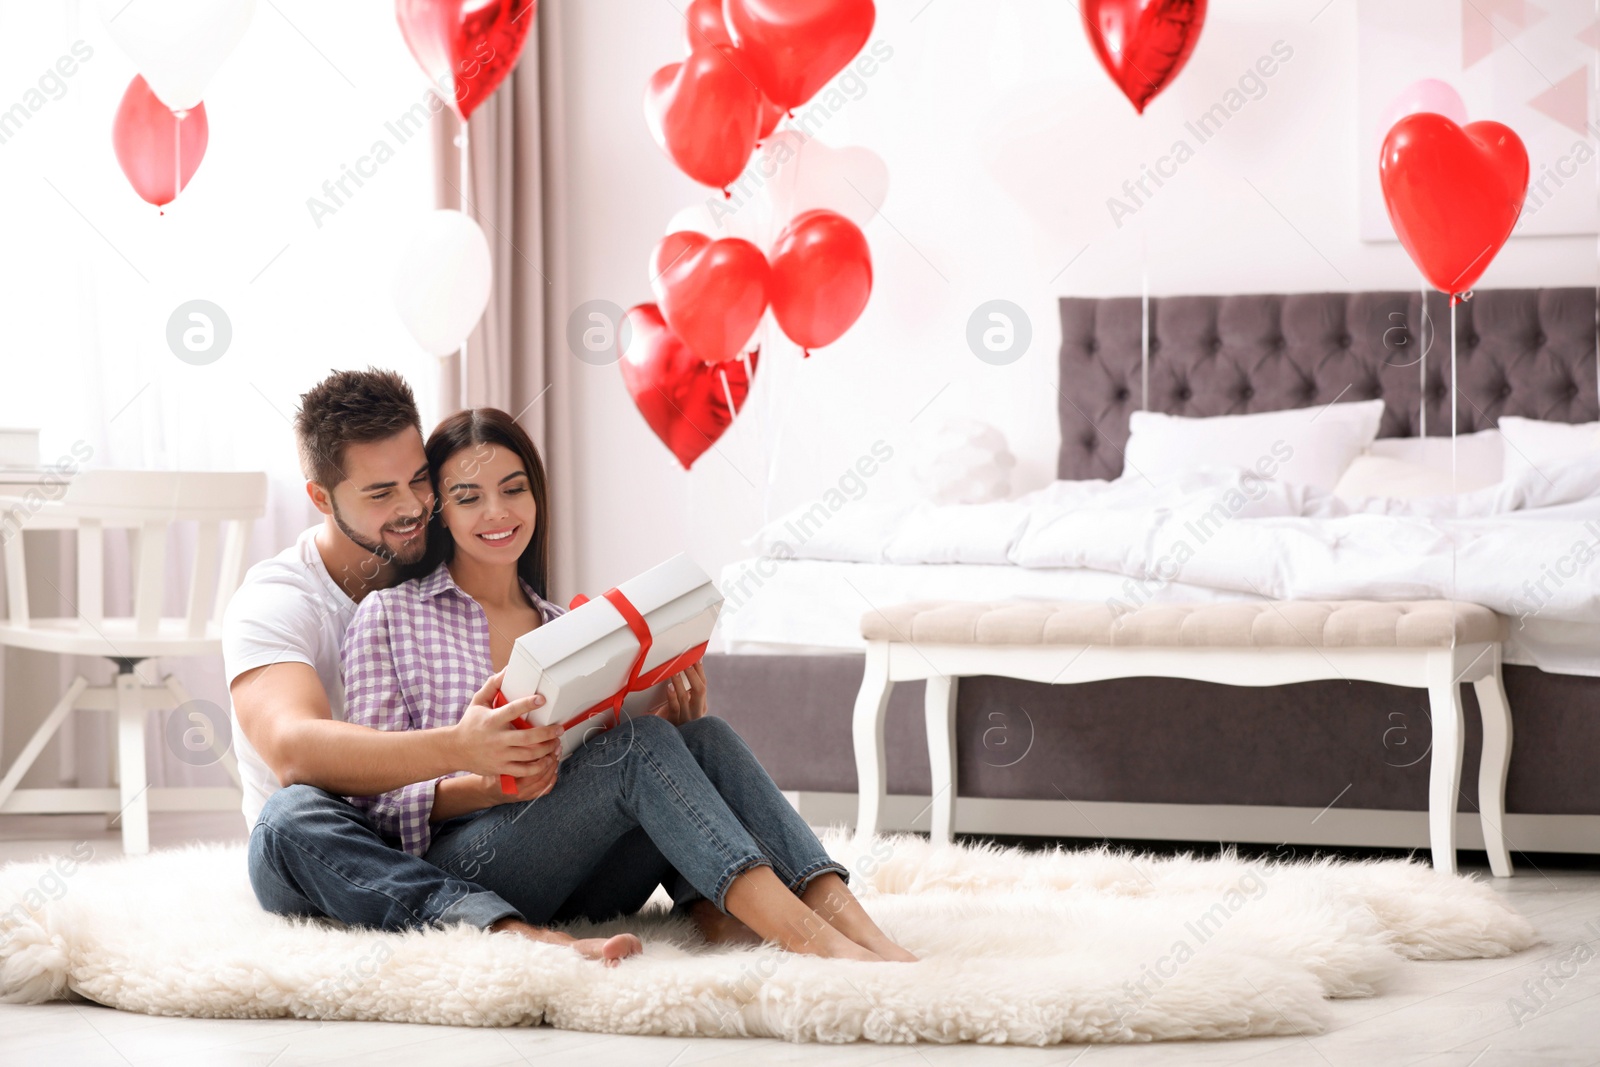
[0, 470, 266, 854]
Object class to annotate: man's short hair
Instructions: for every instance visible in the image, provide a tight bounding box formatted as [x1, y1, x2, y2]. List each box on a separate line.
[294, 368, 422, 489]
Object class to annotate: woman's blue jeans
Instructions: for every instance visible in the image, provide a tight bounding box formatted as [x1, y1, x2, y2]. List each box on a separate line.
[424, 714, 848, 923]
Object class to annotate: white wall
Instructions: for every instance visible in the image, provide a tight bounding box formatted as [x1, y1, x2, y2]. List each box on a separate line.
[546, 0, 1597, 599]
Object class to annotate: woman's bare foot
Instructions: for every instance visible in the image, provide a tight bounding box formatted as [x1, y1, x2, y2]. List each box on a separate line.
[722, 866, 886, 961]
[689, 899, 763, 947]
[489, 918, 642, 967]
[801, 874, 918, 962]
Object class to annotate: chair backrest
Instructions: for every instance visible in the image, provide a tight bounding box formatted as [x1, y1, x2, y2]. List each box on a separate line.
[2, 470, 268, 641]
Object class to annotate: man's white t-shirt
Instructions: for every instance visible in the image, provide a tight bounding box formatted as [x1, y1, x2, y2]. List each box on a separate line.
[222, 525, 358, 830]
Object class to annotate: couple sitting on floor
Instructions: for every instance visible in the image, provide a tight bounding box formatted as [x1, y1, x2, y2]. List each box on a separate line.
[224, 368, 915, 965]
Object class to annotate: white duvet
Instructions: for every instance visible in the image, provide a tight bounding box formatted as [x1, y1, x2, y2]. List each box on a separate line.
[749, 455, 1600, 626]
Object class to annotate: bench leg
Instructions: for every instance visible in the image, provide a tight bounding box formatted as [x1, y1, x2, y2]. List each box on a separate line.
[1426, 664, 1465, 876]
[852, 642, 893, 840]
[1472, 656, 1515, 878]
[925, 675, 958, 845]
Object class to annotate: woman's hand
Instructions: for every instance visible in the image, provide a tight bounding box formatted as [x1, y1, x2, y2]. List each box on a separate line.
[655, 663, 708, 726]
[489, 752, 559, 804]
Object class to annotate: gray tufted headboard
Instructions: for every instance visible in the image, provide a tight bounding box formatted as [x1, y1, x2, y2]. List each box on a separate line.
[1056, 288, 1600, 481]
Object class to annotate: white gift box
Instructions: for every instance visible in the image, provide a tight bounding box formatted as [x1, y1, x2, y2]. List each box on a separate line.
[499, 552, 723, 762]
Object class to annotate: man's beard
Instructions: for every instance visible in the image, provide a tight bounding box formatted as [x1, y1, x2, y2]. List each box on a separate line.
[331, 500, 429, 567]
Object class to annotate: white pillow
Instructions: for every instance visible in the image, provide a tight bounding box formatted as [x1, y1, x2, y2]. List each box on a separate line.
[1368, 429, 1503, 489]
[1334, 455, 1462, 500]
[1498, 417, 1600, 482]
[1123, 400, 1384, 491]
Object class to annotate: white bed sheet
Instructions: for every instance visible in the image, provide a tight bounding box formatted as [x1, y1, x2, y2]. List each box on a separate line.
[713, 558, 1600, 678]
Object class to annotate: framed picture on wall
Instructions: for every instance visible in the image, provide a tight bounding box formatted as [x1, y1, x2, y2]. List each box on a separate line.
[1357, 0, 1598, 241]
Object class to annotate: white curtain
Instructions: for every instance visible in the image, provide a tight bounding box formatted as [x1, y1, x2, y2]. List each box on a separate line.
[0, 2, 443, 791]
[431, 13, 576, 602]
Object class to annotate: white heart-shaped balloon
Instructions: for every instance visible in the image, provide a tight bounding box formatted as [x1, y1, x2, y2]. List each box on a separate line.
[664, 200, 766, 245]
[393, 210, 493, 358]
[760, 131, 889, 234]
[98, 0, 257, 112]
[668, 134, 889, 249]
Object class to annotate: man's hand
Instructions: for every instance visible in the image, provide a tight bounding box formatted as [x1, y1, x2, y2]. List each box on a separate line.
[653, 663, 708, 726]
[489, 752, 559, 805]
[450, 669, 562, 778]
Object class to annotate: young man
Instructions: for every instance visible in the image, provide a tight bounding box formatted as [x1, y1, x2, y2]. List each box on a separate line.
[224, 368, 638, 964]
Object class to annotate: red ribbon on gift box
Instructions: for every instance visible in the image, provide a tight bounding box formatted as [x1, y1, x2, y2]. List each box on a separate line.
[491, 585, 709, 794]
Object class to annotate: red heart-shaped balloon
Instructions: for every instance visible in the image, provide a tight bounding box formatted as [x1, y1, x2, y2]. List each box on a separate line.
[756, 92, 785, 141]
[724, 0, 876, 111]
[652, 232, 771, 365]
[645, 45, 763, 190]
[621, 305, 759, 469]
[684, 0, 733, 51]
[769, 209, 872, 354]
[395, 0, 535, 122]
[1380, 114, 1528, 297]
[1081, 0, 1207, 115]
[112, 76, 208, 208]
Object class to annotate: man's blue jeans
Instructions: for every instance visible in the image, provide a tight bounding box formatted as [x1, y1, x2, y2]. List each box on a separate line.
[248, 714, 845, 930]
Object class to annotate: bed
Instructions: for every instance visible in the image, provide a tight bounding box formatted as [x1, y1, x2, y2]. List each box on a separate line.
[701, 287, 1600, 855]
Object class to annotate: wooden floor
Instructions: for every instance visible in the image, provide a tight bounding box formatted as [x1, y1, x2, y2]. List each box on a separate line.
[2, 813, 1597, 1066]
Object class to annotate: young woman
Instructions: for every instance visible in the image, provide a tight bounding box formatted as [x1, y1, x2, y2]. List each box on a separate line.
[341, 408, 916, 967]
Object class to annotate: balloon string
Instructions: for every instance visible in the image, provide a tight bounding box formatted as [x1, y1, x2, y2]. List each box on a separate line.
[762, 322, 784, 527]
[1140, 232, 1150, 411]
[1418, 283, 1427, 439]
[1450, 295, 1458, 630]
[718, 364, 737, 428]
[1450, 296, 1458, 487]
[459, 117, 472, 407]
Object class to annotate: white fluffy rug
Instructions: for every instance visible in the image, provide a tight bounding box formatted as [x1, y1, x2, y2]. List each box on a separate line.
[0, 831, 1537, 1044]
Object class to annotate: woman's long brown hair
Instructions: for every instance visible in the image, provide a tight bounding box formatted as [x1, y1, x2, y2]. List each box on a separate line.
[410, 408, 552, 601]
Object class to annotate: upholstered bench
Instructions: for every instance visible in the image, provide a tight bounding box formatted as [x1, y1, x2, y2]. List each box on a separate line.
[852, 599, 1514, 877]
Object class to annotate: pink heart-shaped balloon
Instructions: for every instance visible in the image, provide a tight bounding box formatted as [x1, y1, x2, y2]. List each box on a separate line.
[651, 231, 771, 365]
[621, 305, 759, 469]
[112, 76, 208, 208]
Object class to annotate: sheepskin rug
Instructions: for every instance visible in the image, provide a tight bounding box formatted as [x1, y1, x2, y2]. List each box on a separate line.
[0, 830, 1537, 1044]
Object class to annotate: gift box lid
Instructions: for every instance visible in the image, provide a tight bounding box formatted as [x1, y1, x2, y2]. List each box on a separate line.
[501, 552, 722, 727]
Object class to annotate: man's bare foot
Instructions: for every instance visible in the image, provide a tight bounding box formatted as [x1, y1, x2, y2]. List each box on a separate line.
[689, 899, 763, 947]
[489, 918, 642, 967]
[569, 933, 643, 967]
